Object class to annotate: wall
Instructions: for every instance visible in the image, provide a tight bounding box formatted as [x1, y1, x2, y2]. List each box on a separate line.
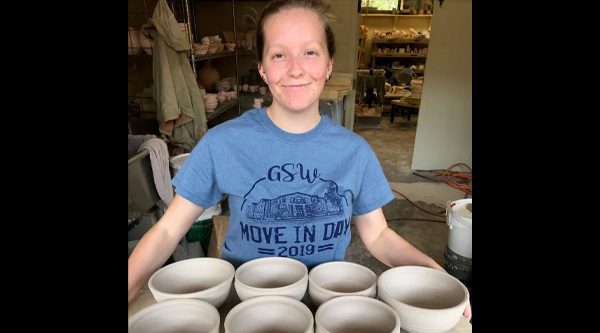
[329, 0, 359, 74]
[329, 0, 359, 130]
[411, 0, 472, 171]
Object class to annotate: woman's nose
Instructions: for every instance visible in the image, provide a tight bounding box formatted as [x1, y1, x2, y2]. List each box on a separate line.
[287, 56, 304, 77]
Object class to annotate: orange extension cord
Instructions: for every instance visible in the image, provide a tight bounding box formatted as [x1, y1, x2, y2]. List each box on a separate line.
[389, 163, 472, 223]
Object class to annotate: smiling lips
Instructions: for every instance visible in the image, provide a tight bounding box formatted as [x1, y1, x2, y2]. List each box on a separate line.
[283, 83, 310, 87]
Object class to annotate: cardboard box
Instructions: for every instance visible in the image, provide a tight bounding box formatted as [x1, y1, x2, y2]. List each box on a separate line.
[207, 215, 230, 258]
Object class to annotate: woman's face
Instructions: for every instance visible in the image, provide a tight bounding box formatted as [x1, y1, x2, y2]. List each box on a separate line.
[259, 8, 332, 114]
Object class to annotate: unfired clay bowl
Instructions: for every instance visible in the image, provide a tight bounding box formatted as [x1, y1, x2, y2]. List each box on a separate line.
[148, 257, 234, 308]
[314, 295, 401, 333]
[234, 257, 308, 301]
[377, 266, 469, 333]
[308, 261, 377, 307]
[224, 295, 314, 333]
[128, 298, 220, 333]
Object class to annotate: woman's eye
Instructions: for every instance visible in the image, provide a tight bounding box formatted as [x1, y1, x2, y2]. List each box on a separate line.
[273, 53, 284, 59]
[306, 50, 317, 56]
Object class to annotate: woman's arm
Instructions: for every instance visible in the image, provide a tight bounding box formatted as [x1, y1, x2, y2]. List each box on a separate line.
[128, 194, 205, 302]
[353, 207, 443, 270]
[353, 207, 471, 320]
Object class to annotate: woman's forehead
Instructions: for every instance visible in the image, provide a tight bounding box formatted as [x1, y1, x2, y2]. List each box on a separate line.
[263, 8, 325, 44]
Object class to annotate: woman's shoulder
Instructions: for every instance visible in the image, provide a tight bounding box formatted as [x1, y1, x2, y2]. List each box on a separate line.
[204, 108, 263, 139]
[323, 116, 370, 147]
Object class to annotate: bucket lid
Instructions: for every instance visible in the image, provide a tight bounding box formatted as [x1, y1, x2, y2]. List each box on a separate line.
[446, 199, 472, 229]
[169, 153, 190, 170]
[197, 203, 222, 221]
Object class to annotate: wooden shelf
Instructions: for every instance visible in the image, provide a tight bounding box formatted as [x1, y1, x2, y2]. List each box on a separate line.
[206, 98, 240, 121]
[360, 14, 432, 17]
[371, 53, 427, 58]
[372, 38, 429, 44]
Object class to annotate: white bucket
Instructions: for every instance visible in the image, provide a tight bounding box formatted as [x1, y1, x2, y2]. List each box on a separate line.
[446, 199, 472, 259]
[169, 153, 190, 178]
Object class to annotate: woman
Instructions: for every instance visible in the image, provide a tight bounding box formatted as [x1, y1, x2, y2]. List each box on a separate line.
[128, 0, 471, 321]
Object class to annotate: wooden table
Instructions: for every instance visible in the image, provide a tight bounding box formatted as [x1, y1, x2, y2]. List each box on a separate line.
[129, 287, 472, 333]
[390, 98, 421, 123]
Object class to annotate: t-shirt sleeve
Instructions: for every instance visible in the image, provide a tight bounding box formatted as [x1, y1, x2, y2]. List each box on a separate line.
[171, 133, 223, 208]
[352, 147, 394, 216]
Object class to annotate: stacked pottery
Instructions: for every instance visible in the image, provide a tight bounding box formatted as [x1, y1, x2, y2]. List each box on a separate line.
[203, 94, 218, 112]
[193, 43, 209, 55]
[128, 27, 142, 55]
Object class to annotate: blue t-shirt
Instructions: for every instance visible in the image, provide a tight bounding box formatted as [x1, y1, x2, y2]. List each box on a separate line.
[172, 108, 393, 269]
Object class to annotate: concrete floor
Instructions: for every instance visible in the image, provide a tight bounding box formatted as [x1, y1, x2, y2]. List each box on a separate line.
[346, 115, 470, 278]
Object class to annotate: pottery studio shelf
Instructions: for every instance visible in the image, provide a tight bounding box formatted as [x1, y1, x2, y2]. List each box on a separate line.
[189, 50, 256, 62]
[206, 98, 240, 122]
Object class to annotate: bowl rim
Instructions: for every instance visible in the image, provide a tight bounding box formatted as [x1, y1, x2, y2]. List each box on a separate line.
[235, 257, 308, 291]
[308, 261, 377, 295]
[315, 295, 401, 332]
[224, 295, 313, 332]
[377, 265, 469, 312]
[148, 257, 234, 298]
[128, 298, 220, 330]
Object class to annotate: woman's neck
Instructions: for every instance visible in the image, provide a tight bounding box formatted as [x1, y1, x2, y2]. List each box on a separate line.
[265, 104, 321, 134]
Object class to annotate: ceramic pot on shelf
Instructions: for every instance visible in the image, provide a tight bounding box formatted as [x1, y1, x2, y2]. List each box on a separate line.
[197, 62, 221, 91]
[128, 27, 142, 55]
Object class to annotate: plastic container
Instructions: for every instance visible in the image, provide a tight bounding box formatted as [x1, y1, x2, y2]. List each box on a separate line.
[445, 198, 472, 258]
[169, 153, 190, 178]
[318, 99, 343, 125]
[186, 203, 222, 254]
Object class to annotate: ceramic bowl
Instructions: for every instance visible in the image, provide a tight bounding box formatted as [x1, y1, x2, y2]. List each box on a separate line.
[207, 44, 219, 54]
[148, 257, 234, 308]
[314, 295, 400, 333]
[224, 295, 314, 333]
[203, 93, 218, 103]
[377, 266, 469, 333]
[308, 261, 377, 308]
[234, 257, 308, 301]
[204, 102, 218, 111]
[128, 298, 220, 333]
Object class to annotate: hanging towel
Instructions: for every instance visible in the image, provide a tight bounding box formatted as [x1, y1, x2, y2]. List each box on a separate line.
[138, 138, 173, 208]
[148, 0, 207, 151]
[128, 134, 156, 156]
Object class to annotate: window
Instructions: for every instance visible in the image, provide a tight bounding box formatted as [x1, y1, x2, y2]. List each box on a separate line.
[360, 0, 398, 11]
